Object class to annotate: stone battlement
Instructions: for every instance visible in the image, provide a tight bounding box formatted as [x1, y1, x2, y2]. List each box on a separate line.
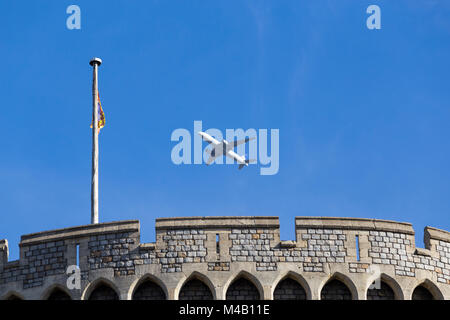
[0, 217, 449, 300]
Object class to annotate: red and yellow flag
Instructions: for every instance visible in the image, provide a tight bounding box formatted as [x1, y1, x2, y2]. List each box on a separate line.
[91, 92, 105, 133]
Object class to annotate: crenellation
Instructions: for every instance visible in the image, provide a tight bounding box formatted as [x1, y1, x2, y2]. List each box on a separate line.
[0, 240, 9, 269]
[1, 217, 449, 299]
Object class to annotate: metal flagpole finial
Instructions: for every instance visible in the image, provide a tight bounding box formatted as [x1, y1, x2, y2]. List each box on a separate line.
[89, 57, 102, 66]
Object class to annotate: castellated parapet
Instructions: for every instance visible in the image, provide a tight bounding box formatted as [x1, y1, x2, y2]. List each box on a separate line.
[0, 216, 449, 300]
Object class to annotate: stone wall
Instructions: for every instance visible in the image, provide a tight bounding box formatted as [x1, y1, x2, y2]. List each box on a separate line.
[0, 239, 67, 289]
[0, 216, 449, 300]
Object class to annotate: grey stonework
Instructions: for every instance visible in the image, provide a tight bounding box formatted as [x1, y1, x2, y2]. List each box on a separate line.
[208, 262, 230, 271]
[159, 229, 207, 272]
[88, 232, 139, 276]
[368, 230, 450, 284]
[349, 262, 370, 273]
[0, 217, 449, 300]
[0, 240, 67, 289]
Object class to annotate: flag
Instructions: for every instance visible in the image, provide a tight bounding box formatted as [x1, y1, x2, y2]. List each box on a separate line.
[91, 92, 105, 133]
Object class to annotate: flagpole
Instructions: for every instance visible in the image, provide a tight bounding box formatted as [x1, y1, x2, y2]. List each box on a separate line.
[89, 57, 102, 224]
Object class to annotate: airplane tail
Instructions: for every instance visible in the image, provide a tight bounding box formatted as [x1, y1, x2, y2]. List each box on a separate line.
[238, 158, 256, 170]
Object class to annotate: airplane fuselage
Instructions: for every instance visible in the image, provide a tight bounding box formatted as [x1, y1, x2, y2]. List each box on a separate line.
[198, 132, 248, 166]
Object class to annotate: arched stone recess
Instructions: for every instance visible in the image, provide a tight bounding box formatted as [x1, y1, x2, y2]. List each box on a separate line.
[411, 279, 444, 300]
[271, 271, 310, 300]
[81, 277, 120, 300]
[365, 273, 403, 300]
[1, 291, 24, 300]
[319, 272, 358, 300]
[130, 275, 167, 300]
[42, 284, 73, 300]
[175, 271, 216, 300]
[224, 271, 263, 300]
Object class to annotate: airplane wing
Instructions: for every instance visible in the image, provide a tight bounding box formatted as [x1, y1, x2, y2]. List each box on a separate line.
[225, 150, 242, 162]
[199, 132, 221, 145]
[227, 136, 255, 150]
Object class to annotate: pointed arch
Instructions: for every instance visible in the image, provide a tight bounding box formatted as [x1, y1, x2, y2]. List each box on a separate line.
[177, 271, 215, 300]
[82, 277, 120, 300]
[42, 284, 72, 300]
[411, 279, 444, 300]
[319, 272, 357, 300]
[365, 273, 403, 300]
[129, 274, 167, 300]
[271, 271, 310, 300]
[225, 271, 263, 300]
[2, 291, 24, 300]
[366, 281, 395, 300]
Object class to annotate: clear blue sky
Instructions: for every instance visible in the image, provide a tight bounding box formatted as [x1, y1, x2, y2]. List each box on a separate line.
[1, 1, 449, 260]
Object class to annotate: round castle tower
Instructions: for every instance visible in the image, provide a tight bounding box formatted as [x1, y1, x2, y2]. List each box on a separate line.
[1, 216, 449, 300]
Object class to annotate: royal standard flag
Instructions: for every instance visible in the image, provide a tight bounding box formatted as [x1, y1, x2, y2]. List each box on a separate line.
[91, 92, 105, 133]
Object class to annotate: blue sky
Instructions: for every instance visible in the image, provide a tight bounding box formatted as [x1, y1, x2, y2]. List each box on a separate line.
[1, 1, 449, 260]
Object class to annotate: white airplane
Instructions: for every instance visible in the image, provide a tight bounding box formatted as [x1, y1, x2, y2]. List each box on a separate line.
[198, 131, 255, 169]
